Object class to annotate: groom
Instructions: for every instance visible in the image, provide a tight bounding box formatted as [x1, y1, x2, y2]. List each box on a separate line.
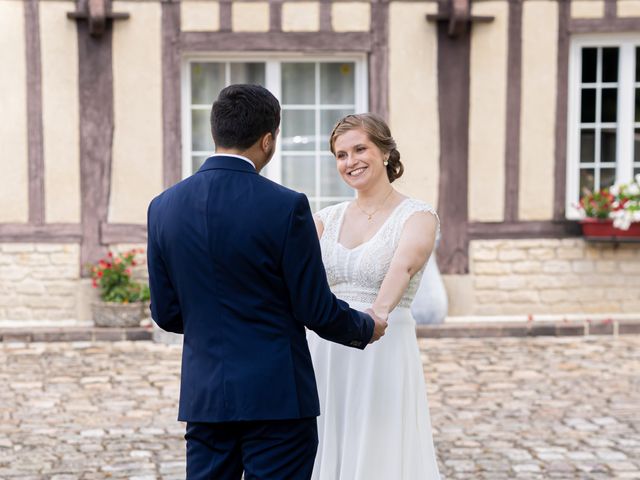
[147, 84, 387, 479]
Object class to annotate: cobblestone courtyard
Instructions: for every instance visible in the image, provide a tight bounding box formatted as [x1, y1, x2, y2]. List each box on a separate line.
[0, 335, 638, 479]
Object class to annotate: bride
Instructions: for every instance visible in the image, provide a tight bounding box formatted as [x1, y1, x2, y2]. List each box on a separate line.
[308, 113, 442, 479]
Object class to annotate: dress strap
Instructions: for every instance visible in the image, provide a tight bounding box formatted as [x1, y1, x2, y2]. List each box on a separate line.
[314, 201, 349, 241]
[390, 199, 440, 244]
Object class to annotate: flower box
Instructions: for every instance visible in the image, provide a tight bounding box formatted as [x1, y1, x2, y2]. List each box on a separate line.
[580, 218, 640, 240]
[92, 302, 145, 328]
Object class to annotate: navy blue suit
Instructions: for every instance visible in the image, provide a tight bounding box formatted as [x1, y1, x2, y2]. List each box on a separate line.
[147, 155, 374, 479]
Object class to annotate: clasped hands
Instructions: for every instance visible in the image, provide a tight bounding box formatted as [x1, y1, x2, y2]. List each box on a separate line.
[366, 309, 388, 344]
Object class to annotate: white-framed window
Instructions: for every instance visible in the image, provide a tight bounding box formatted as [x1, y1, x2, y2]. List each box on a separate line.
[182, 54, 368, 211]
[567, 35, 640, 218]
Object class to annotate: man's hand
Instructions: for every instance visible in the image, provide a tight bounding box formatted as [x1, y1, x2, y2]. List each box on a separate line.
[366, 309, 388, 344]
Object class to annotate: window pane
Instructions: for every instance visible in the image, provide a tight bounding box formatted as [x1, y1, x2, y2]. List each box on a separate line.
[601, 48, 618, 83]
[282, 156, 315, 195]
[580, 129, 595, 163]
[601, 88, 617, 123]
[636, 47, 640, 82]
[192, 155, 208, 173]
[230, 63, 266, 85]
[582, 48, 597, 83]
[320, 155, 353, 197]
[580, 169, 595, 195]
[282, 63, 315, 105]
[191, 63, 225, 105]
[282, 110, 315, 151]
[581, 88, 596, 123]
[320, 63, 355, 105]
[636, 88, 640, 123]
[635, 129, 640, 164]
[191, 110, 214, 151]
[320, 109, 353, 152]
[600, 168, 616, 190]
[600, 128, 616, 164]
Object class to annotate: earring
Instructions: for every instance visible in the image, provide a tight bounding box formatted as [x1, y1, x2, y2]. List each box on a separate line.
[383, 157, 389, 166]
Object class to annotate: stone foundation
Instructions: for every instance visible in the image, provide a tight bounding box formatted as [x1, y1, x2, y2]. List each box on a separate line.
[465, 239, 640, 316]
[0, 243, 82, 324]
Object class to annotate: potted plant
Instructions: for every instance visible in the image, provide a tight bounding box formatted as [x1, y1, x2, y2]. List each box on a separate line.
[578, 174, 640, 239]
[88, 249, 150, 327]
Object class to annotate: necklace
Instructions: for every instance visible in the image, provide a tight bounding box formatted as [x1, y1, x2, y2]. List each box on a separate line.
[356, 189, 394, 221]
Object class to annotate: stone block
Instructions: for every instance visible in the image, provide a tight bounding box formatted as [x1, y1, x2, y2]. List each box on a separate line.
[557, 247, 584, 260]
[540, 289, 569, 304]
[498, 249, 527, 261]
[472, 248, 498, 261]
[509, 291, 541, 304]
[529, 248, 555, 260]
[572, 260, 594, 273]
[498, 276, 527, 290]
[475, 291, 510, 304]
[474, 276, 499, 289]
[512, 261, 542, 274]
[473, 262, 512, 275]
[542, 261, 571, 274]
[1, 244, 34, 253]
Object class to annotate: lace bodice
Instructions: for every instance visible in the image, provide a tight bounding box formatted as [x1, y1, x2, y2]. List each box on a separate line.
[315, 198, 440, 309]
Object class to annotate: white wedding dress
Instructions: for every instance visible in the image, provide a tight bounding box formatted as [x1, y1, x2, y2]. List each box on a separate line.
[308, 198, 442, 480]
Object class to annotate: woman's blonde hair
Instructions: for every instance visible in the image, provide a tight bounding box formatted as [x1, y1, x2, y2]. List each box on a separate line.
[329, 113, 404, 183]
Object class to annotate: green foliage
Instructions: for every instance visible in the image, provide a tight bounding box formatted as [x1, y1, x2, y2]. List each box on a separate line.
[88, 249, 150, 303]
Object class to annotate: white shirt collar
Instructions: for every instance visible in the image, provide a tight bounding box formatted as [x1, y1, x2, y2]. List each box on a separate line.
[211, 153, 256, 170]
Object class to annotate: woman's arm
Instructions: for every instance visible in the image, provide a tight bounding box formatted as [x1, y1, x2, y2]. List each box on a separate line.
[313, 216, 325, 240]
[371, 212, 438, 319]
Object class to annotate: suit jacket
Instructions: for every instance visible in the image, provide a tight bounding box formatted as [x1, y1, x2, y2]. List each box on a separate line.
[147, 155, 374, 422]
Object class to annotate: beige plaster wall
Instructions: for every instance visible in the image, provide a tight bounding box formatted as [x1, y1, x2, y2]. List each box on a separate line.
[617, 0, 640, 17]
[0, 0, 29, 223]
[282, 2, 320, 32]
[232, 2, 270, 32]
[468, 1, 508, 222]
[519, 1, 557, 221]
[40, 1, 81, 224]
[332, 2, 371, 32]
[388, 2, 439, 207]
[181, 0, 220, 32]
[110, 1, 163, 224]
[570, 0, 605, 18]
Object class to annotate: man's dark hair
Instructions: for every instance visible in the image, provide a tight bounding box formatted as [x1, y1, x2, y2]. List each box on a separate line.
[210, 84, 281, 149]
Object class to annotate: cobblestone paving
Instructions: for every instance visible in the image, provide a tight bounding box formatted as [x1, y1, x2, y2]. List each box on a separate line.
[0, 336, 638, 479]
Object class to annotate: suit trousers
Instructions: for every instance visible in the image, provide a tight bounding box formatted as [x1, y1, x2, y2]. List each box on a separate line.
[185, 417, 318, 480]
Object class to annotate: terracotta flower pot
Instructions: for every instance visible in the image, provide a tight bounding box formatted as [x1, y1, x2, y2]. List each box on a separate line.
[580, 218, 640, 239]
[92, 302, 145, 328]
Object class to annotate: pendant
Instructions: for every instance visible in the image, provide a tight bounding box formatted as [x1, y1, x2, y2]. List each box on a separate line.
[367, 215, 372, 221]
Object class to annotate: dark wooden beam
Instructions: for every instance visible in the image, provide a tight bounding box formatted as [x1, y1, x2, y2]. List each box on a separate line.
[77, 20, 114, 273]
[100, 223, 147, 244]
[162, 1, 182, 189]
[604, 0, 617, 19]
[554, 0, 570, 220]
[67, 0, 128, 37]
[270, 0, 282, 32]
[320, 0, 332, 32]
[435, 16, 471, 274]
[0, 224, 82, 243]
[25, 0, 44, 225]
[180, 31, 373, 52]
[468, 221, 581, 239]
[504, 0, 522, 222]
[569, 17, 640, 33]
[369, 1, 389, 120]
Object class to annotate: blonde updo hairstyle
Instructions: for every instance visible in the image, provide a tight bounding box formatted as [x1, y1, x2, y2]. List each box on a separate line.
[329, 113, 404, 183]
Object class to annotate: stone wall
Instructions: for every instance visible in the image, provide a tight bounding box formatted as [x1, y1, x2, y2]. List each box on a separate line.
[0, 243, 149, 326]
[0, 244, 82, 325]
[470, 239, 640, 316]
